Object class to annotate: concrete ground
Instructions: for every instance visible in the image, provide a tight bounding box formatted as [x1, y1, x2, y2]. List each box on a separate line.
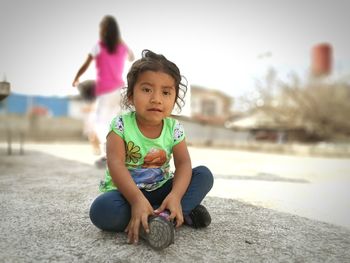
[1, 143, 350, 262]
[10, 142, 350, 229]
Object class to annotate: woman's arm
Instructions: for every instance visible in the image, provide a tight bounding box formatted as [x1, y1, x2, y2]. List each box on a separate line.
[106, 132, 154, 244]
[121, 40, 135, 62]
[72, 55, 93, 87]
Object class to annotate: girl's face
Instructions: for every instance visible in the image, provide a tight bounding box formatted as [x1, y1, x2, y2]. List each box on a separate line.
[129, 70, 176, 126]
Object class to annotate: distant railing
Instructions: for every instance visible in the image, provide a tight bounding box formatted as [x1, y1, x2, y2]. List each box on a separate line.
[0, 81, 22, 154]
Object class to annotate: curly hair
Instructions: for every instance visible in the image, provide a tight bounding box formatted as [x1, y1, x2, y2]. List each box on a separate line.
[100, 15, 120, 53]
[122, 49, 188, 112]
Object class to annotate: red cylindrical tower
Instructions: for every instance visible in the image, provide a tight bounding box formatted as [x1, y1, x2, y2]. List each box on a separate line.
[311, 43, 332, 76]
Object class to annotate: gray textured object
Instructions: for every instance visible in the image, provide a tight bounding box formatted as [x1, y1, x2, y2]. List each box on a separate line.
[139, 215, 175, 250]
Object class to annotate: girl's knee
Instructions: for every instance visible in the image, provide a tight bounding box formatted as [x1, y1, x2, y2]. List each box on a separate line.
[89, 195, 106, 229]
[193, 165, 214, 190]
[89, 192, 129, 232]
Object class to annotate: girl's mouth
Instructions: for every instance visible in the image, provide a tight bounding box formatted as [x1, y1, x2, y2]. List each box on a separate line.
[148, 108, 162, 112]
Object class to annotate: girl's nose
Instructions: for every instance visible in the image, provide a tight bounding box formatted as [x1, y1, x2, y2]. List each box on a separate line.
[150, 92, 162, 104]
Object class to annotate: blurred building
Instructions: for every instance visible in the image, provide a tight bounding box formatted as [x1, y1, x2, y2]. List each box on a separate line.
[1, 93, 68, 116]
[311, 43, 332, 77]
[190, 85, 234, 125]
[225, 110, 307, 143]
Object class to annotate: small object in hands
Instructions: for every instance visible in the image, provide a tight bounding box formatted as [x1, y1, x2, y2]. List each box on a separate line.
[140, 210, 175, 250]
[78, 80, 96, 101]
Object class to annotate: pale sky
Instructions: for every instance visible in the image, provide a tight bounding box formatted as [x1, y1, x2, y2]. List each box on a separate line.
[1, 0, 349, 98]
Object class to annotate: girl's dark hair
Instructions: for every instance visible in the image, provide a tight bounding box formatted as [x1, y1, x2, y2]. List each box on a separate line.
[123, 49, 188, 112]
[100, 15, 120, 53]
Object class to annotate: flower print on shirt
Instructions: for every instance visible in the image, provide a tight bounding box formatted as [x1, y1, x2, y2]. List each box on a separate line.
[125, 141, 141, 163]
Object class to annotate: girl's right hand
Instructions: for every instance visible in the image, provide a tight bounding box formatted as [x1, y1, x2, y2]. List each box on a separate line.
[125, 197, 154, 245]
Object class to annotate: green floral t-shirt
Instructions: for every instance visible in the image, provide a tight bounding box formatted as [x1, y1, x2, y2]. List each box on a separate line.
[99, 111, 185, 192]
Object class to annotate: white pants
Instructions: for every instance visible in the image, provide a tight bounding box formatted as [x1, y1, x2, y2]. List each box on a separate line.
[93, 89, 122, 153]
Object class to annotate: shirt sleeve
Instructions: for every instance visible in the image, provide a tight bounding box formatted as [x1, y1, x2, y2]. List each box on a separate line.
[109, 115, 125, 139]
[89, 43, 100, 58]
[173, 120, 185, 146]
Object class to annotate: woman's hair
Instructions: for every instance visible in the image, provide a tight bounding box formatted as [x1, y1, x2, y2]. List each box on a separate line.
[122, 49, 188, 112]
[100, 15, 120, 53]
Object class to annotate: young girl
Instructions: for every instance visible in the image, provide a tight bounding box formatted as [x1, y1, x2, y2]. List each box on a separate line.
[72, 15, 134, 164]
[89, 50, 214, 248]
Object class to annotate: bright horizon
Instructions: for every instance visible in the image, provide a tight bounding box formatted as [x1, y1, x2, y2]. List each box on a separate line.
[1, 0, 349, 99]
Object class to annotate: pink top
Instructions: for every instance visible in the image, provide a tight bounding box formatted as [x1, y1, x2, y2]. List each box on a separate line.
[92, 41, 128, 96]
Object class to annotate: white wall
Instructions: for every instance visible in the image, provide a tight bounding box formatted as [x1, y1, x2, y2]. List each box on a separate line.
[180, 118, 250, 146]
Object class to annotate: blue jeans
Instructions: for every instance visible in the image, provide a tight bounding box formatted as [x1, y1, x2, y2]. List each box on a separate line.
[89, 165, 214, 232]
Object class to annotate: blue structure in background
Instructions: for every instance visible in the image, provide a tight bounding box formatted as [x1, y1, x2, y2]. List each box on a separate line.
[1, 93, 69, 116]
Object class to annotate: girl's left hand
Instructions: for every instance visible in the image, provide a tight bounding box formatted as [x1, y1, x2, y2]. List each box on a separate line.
[72, 79, 79, 87]
[155, 193, 184, 228]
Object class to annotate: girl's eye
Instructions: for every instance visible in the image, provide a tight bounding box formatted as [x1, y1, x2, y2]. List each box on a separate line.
[163, 90, 172, 96]
[141, 87, 151, 93]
